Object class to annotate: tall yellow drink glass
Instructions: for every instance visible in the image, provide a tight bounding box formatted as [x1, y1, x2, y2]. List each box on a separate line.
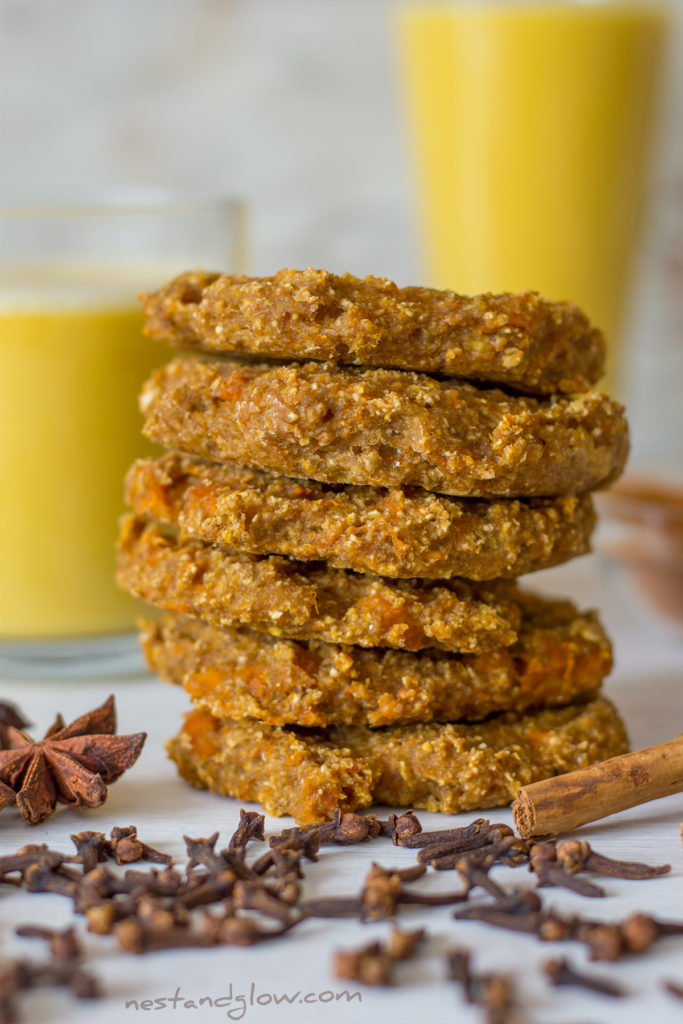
[0, 201, 246, 677]
[398, 1, 669, 387]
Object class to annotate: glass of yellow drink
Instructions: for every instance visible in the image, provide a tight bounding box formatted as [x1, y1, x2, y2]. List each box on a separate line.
[0, 200, 246, 677]
[397, 0, 669, 389]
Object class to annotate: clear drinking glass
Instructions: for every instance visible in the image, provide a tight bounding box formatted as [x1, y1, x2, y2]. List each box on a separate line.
[397, 0, 670, 392]
[0, 198, 246, 678]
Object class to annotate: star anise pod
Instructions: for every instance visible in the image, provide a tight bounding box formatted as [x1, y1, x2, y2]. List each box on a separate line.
[0, 695, 146, 825]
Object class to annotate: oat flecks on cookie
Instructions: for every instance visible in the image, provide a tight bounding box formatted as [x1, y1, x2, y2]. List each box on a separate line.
[140, 267, 605, 394]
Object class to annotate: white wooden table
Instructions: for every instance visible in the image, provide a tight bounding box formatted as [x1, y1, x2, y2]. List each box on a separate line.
[1, 555, 682, 1024]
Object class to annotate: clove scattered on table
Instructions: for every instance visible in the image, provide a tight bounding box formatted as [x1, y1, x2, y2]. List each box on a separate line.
[544, 956, 626, 998]
[0, 782, 679, 1024]
[333, 926, 426, 987]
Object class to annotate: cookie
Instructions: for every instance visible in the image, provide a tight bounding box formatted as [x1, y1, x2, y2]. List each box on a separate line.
[167, 696, 628, 823]
[117, 514, 521, 654]
[141, 268, 604, 393]
[141, 595, 612, 727]
[126, 452, 596, 580]
[140, 358, 629, 497]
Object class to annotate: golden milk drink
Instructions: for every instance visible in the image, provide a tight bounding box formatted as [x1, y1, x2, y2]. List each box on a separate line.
[0, 275, 162, 638]
[398, 1, 669, 387]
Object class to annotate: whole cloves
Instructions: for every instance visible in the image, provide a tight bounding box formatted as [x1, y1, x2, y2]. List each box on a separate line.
[473, 972, 516, 1024]
[385, 926, 425, 960]
[385, 809, 423, 844]
[183, 832, 226, 874]
[115, 918, 214, 954]
[22, 861, 79, 899]
[233, 880, 293, 924]
[333, 941, 393, 986]
[108, 825, 172, 866]
[446, 948, 521, 1024]
[456, 854, 508, 899]
[272, 877, 301, 906]
[134, 898, 177, 932]
[38, 961, 100, 999]
[277, 809, 380, 848]
[74, 865, 135, 912]
[664, 980, 683, 1000]
[69, 831, 109, 873]
[124, 866, 184, 898]
[620, 912, 683, 954]
[298, 896, 363, 918]
[15, 924, 81, 961]
[177, 871, 236, 910]
[0, 845, 68, 878]
[578, 922, 629, 962]
[399, 889, 469, 908]
[228, 808, 265, 854]
[1, 805, 680, 1024]
[544, 956, 626, 997]
[529, 843, 605, 898]
[268, 830, 321, 862]
[361, 863, 402, 921]
[218, 849, 257, 881]
[555, 839, 670, 880]
[334, 922, 425, 988]
[0, 956, 101, 1023]
[388, 862, 427, 883]
[329, 811, 382, 844]
[486, 835, 530, 867]
[268, 847, 306, 880]
[446, 947, 474, 1001]
[537, 912, 580, 943]
[418, 830, 500, 866]
[85, 901, 120, 935]
[454, 890, 543, 934]
[207, 911, 299, 946]
[399, 818, 488, 850]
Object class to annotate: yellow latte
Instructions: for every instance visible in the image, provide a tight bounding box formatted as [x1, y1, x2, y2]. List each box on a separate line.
[0, 276, 163, 637]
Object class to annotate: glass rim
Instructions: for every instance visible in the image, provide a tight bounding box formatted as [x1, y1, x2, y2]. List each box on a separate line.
[0, 195, 245, 219]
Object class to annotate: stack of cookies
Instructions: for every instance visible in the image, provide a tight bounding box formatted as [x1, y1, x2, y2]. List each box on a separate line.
[117, 268, 630, 824]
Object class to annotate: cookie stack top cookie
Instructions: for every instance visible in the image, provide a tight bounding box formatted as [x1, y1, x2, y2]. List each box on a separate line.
[139, 269, 628, 499]
[117, 268, 629, 823]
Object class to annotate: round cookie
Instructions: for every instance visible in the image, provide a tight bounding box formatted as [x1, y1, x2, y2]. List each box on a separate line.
[141, 595, 612, 727]
[141, 268, 605, 394]
[126, 452, 597, 581]
[167, 696, 628, 823]
[140, 357, 629, 498]
[117, 514, 522, 654]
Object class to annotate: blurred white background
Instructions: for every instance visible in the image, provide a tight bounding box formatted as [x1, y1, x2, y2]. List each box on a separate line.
[0, 0, 416, 282]
[1, 0, 681, 471]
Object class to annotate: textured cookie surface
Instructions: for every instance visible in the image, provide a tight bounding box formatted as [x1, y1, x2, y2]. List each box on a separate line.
[140, 358, 629, 498]
[141, 268, 605, 393]
[141, 595, 612, 727]
[117, 514, 521, 653]
[167, 697, 628, 823]
[126, 453, 596, 580]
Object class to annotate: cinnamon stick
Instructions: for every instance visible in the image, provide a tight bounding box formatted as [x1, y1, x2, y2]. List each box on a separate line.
[512, 734, 683, 838]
